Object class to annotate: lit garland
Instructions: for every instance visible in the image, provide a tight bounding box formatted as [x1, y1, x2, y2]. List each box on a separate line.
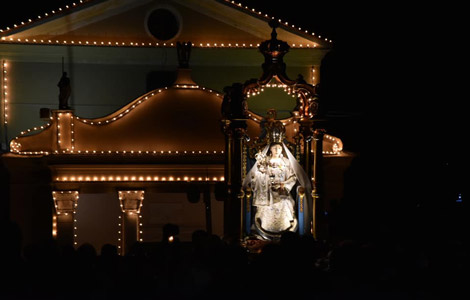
[118, 190, 144, 255]
[0, 38, 320, 49]
[9, 149, 225, 156]
[9, 68, 342, 156]
[70, 113, 75, 151]
[1, 60, 7, 125]
[9, 85, 342, 156]
[116, 212, 145, 255]
[325, 134, 343, 154]
[137, 213, 144, 242]
[0, 0, 88, 34]
[246, 83, 299, 99]
[139, 213, 143, 243]
[52, 215, 57, 238]
[246, 83, 296, 124]
[309, 134, 343, 155]
[311, 66, 316, 86]
[55, 175, 225, 182]
[223, 0, 332, 44]
[52, 191, 79, 246]
[10, 121, 52, 153]
[117, 215, 121, 253]
[0, 0, 332, 48]
[245, 83, 316, 122]
[56, 113, 62, 148]
[75, 86, 221, 126]
[10, 83, 225, 155]
[74, 199, 78, 247]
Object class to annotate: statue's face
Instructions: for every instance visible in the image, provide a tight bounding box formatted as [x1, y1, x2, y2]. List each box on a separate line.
[270, 144, 282, 158]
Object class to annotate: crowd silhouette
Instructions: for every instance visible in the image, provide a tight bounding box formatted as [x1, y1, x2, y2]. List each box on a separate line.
[1, 214, 467, 300]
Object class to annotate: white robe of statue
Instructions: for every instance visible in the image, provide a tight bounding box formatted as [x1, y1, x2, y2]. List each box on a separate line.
[250, 143, 297, 235]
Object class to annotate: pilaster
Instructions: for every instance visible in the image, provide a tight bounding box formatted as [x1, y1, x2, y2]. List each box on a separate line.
[52, 190, 79, 247]
[118, 190, 144, 255]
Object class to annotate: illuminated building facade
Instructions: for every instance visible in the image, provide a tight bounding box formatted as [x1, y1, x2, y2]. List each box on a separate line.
[0, 0, 352, 250]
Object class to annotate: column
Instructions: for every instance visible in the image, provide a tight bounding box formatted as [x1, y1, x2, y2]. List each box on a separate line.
[51, 110, 75, 152]
[118, 190, 144, 255]
[299, 119, 314, 236]
[299, 119, 314, 180]
[52, 191, 79, 247]
[221, 81, 248, 243]
[312, 129, 325, 240]
[222, 122, 247, 242]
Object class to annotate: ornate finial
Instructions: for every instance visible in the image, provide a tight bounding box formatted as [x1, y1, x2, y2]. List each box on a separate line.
[258, 20, 293, 85]
[176, 41, 192, 68]
[268, 19, 279, 40]
[259, 20, 290, 60]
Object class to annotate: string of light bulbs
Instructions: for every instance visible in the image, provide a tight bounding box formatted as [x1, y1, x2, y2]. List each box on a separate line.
[223, 0, 332, 43]
[2, 60, 8, 125]
[55, 175, 225, 182]
[118, 190, 144, 255]
[52, 191, 79, 247]
[0, 38, 321, 49]
[9, 70, 342, 156]
[0, 0, 332, 46]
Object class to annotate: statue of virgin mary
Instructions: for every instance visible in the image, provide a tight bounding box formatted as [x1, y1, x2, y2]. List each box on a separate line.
[243, 120, 312, 240]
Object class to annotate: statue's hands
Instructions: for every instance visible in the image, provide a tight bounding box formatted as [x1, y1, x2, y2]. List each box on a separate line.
[271, 182, 284, 191]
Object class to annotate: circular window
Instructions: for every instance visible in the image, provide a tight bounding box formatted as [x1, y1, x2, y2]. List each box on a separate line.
[146, 8, 180, 41]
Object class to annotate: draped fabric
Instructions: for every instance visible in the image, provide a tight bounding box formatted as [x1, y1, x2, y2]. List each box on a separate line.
[243, 142, 313, 238]
[282, 143, 313, 235]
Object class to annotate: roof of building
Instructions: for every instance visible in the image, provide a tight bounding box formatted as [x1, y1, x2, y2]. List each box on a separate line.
[0, 0, 333, 49]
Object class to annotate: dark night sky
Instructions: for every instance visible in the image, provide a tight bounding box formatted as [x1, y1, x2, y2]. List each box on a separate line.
[1, 1, 467, 202]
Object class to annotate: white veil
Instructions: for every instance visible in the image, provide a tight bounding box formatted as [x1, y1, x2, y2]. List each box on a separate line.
[242, 142, 313, 235]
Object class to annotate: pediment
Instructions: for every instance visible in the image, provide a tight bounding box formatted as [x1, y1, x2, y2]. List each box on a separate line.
[1, 0, 330, 48]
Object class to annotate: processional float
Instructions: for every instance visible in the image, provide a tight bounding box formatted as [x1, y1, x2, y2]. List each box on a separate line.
[221, 20, 326, 243]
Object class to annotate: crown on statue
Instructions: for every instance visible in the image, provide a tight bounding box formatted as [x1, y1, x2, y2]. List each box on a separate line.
[265, 119, 285, 144]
